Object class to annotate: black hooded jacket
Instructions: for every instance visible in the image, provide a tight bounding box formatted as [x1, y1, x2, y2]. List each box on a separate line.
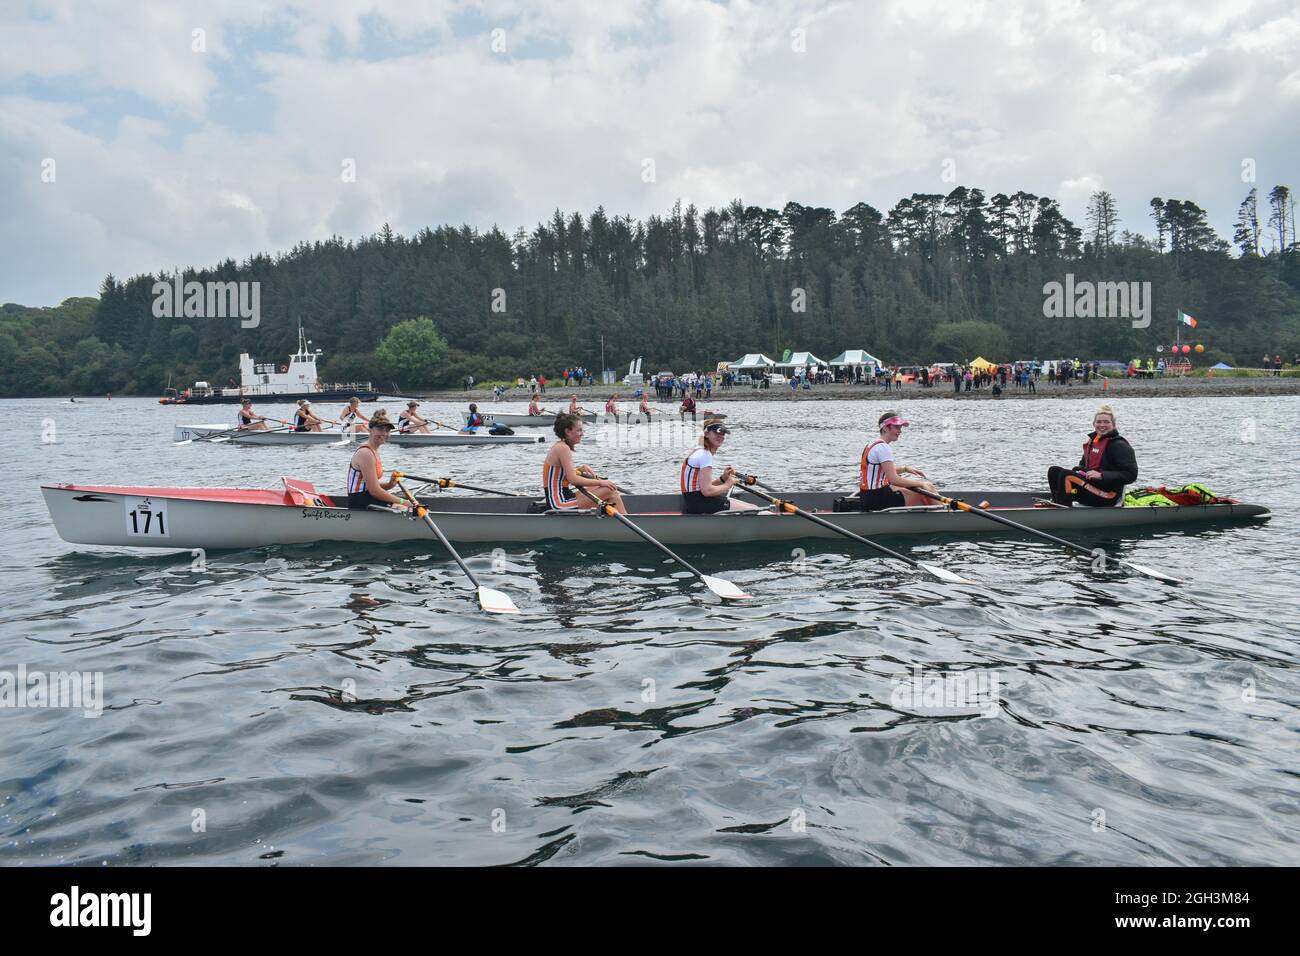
[1076, 430, 1138, 492]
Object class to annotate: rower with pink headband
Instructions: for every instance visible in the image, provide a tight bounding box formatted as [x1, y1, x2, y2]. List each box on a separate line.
[855, 410, 940, 511]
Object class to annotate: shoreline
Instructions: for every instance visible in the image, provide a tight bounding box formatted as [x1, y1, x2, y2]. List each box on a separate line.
[417, 375, 1300, 404]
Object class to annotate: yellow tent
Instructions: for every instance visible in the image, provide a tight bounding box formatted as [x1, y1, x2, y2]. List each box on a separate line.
[969, 356, 997, 372]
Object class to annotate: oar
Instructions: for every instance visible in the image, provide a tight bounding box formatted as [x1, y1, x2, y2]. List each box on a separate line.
[193, 421, 295, 445]
[175, 416, 284, 444]
[175, 423, 246, 445]
[737, 476, 973, 585]
[397, 474, 526, 497]
[214, 423, 299, 443]
[910, 488, 1181, 584]
[391, 474, 519, 614]
[573, 483, 749, 600]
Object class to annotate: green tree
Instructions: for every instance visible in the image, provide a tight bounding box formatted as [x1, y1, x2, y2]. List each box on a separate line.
[374, 316, 449, 387]
[926, 320, 1010, 362]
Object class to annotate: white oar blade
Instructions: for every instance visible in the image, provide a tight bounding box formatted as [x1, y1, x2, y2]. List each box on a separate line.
[920, 563, 974, 585]
[478, 586, 520, 614]
[1121, 562, 1181, 585]
[701, 575, 750, 600]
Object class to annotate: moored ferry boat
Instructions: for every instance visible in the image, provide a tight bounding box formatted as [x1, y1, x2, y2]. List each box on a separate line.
[159, 326, 378, 405]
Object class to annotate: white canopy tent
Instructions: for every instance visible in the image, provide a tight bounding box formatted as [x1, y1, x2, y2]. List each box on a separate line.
[829, 349, 883, 368]
[775, 351, 828, 368]
[729, 353, 779, 370]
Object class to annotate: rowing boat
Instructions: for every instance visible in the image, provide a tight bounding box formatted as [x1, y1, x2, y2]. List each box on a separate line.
[467, 411, 593, 427]
[462, 410, 727, 428]
[172, 425, 544, 447]
[41, 481, 1269, 551]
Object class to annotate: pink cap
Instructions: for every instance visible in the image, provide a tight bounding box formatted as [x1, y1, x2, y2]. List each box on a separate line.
[880, 416, 910, 428]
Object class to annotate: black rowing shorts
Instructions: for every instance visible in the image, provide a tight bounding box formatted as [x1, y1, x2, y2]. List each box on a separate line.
[858, 487, 906, 511]
[682, 492, 730, 515]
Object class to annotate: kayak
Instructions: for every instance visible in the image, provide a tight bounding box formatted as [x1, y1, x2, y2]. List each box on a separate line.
[172, 425, 544, 446]
[462, 411, 727, 428]
[41, 481, 1269, 551]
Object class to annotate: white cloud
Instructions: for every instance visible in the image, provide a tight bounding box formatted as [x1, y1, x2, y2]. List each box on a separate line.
[2, 0, 1298, 304]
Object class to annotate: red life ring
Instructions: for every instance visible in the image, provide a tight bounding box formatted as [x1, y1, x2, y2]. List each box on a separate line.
[279, 364, 288, 373]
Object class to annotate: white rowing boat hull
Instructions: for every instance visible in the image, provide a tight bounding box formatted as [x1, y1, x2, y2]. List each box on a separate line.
[461, 410, 721, 428]
[173, 425, 543, 446]
[41, 483, 1270, 551]
[462, 411, 594, 427]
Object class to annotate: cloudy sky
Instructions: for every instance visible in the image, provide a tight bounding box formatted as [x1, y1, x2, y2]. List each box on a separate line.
[2, 0, 1297, 305]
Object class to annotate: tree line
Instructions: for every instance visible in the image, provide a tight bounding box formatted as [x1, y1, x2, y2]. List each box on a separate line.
[2, 185, 1297, 396]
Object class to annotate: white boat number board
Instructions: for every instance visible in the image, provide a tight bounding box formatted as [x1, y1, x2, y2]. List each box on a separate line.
[125, 496, 171, 538]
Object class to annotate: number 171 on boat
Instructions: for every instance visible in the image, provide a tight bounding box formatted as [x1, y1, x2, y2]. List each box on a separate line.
[125, 496, 170, 538]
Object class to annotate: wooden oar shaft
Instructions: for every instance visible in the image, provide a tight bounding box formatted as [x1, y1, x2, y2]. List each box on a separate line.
[575, 487, 707, 580]
[737, 478, 920, 567]
[913, 488, 1096, 559]
[395, 473, 524, 497]
[393, 478, 482, 586]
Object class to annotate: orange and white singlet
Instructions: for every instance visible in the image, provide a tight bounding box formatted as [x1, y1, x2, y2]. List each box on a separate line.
[543, 461, 579, 509]
[859, 439, 893, 490]
[680, 447, 713, 494]
[348, 449, 383, 495]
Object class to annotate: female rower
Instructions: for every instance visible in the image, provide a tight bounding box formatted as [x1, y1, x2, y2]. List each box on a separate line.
[1047, 404, 1137, 507]
[605, 393, 620, 417]
[294, 400, 325, 432]
[398, 401, 431, 434]
[680, 420, 758, 514]
[542, 412, 626, 514]
[237, 398, 269, 431]
[528, 393, 547, 417]
[858, 411, 938, 510]
[638, 392, 653, 420]
[338, 397, 370, 433]
[345, 410, 407, 511]
[568, 393, 588, 415]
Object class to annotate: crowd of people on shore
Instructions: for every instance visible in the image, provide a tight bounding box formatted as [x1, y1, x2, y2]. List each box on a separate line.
[471, 348, 1297, 406]
[653, 371, 716, 400]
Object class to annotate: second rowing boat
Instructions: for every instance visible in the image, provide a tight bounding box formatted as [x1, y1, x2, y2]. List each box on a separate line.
[173, 425, 545, 447]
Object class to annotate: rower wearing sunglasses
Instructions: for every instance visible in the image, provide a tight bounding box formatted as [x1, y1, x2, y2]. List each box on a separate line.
[680, 420, 759, 514]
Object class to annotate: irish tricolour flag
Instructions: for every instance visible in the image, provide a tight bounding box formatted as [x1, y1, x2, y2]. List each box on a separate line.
[1178, 310, 1198, 328]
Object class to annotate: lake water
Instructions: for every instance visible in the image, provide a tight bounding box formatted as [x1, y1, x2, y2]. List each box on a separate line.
[2, 394, 1297, 865]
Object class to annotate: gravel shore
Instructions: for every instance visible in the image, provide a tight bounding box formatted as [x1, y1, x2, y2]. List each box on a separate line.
[418, 374, 1300, 404]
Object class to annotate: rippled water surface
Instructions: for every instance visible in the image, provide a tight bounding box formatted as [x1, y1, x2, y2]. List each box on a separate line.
[2, 394, 1298, 866]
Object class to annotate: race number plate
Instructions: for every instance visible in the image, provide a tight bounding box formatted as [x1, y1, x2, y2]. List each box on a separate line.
[125, 496, 170, 538]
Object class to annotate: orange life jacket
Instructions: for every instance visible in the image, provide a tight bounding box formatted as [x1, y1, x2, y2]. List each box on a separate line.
[1082, 433, 1111, 472]
[859, 439, 890, 490]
